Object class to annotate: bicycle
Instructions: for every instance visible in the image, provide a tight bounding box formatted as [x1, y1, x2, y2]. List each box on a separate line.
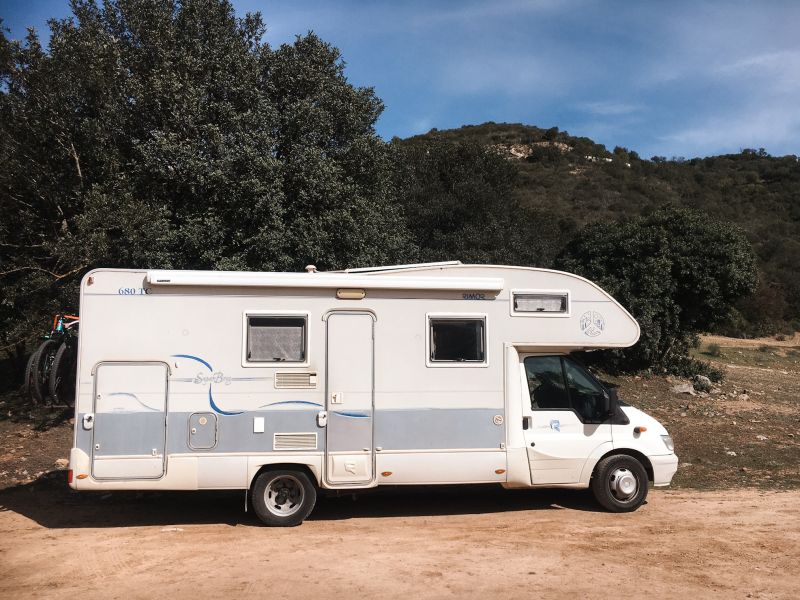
[23, 314, 80, 407]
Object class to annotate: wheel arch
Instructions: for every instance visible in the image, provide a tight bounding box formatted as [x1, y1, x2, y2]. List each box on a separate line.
[594, 448, 654, 483]
[248, 462, 321, 492]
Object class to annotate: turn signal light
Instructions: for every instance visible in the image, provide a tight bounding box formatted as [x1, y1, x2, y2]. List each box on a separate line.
[634, 426, 647, 434]
[76, 474, 89, 480]
[495, 469, 506, 474]
[381, 471, 392, 477]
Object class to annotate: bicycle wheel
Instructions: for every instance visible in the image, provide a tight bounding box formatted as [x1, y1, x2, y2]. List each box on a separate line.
[48, 342, 77, 407]
[22, 347, 40, 402]
[32, 339, 58, 405]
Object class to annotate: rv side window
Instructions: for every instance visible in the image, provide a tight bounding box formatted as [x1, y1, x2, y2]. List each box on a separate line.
[247, 316, 306, 363]
[514, 293, 568, 313]
[429, 318, 485, 362]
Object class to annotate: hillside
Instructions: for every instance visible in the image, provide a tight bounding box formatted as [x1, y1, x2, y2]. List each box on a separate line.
[400, 123, 800, 334]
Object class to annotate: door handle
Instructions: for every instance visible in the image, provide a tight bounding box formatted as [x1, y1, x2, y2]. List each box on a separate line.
[522, 416, 532, 430]
[83, 413, 95, 430]
[317, 411, 328, 427]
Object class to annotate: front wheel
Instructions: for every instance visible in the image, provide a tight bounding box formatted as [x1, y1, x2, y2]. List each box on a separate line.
[252, 470, 317, 526]
[22, 347, 40, 402]
[590, 454, 649, 512]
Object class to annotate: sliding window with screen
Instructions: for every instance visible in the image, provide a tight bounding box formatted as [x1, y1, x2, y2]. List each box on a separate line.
[243, 313, 308, 365]
[511, 290, 570, 317]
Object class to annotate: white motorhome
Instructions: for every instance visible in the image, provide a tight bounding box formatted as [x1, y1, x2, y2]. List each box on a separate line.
[68, 262, 678, 525]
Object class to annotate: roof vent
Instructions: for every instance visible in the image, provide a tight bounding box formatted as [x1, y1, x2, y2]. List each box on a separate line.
[305, 264, 317, 273]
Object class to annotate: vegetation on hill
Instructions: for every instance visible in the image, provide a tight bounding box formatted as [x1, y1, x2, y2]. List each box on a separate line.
[401, 123, 800, 336]
[558, 208, 757, 374]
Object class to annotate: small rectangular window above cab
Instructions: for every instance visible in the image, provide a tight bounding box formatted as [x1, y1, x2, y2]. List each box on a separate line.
[511, 290, 570, 317]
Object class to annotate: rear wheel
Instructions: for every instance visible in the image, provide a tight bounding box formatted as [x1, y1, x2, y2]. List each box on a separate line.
[252, 470, 317, 526]
[590, 454, 649, 512]
[48, 342, 76, 407]
[32, 339, 59, 405]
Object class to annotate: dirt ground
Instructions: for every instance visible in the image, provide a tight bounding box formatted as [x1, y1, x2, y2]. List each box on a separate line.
[1, 334, 799, 598]
[0, 482, 798, 599]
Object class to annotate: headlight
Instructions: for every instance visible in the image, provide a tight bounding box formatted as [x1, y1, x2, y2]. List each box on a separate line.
[661, 435, 674, 452]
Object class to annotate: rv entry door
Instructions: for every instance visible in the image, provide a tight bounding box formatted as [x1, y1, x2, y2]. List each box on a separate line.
[91, 362, 168, 479]
[324, 312, 375, 486]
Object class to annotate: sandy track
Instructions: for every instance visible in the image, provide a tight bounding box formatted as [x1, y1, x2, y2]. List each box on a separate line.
[0, 485, 797, 599]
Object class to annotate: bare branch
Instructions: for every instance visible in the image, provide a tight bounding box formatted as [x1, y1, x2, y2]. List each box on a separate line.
[0, 265, 85, 280]
[0, 242, 46, 249]
[70, 141, 83, 185]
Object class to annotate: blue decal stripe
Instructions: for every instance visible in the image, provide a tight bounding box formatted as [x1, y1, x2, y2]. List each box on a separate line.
[108, 392, 161, 412]
[172, 354, 212, 372]
[208, 387, 243, 416]
[260, 400, 324, 408]
[333, 411, 370, 419]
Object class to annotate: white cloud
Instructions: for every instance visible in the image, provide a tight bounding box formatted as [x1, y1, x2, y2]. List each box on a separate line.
[661, 103, 800, 157]
[409, 116, 434, 135]
[439, 53, 566, 96]
[410, 0, 577, 28]
[577, 101, 644, 116]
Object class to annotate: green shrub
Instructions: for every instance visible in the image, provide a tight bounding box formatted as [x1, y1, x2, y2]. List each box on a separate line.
[665, 355, 724, 382]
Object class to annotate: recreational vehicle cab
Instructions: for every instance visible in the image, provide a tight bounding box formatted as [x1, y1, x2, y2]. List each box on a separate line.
[68, 262, 678, 525]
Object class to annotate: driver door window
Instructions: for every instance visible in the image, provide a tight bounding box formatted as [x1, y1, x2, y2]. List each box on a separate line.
[524, 356, 570, 410]
[524, 356, 608, 422]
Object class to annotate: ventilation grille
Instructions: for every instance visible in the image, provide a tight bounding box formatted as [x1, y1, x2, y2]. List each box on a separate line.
[274, 372, 317, 389]
[273, 433, 318, 451]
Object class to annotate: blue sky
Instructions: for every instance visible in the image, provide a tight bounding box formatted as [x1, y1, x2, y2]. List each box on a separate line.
[3, 0, 799, 158]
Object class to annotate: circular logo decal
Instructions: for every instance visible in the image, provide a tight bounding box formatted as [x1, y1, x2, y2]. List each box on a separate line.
[493, 415, 504, 426]
[580, 311, 605, 337]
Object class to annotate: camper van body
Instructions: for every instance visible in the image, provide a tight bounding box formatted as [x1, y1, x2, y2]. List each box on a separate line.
[68, 263, 677, 524]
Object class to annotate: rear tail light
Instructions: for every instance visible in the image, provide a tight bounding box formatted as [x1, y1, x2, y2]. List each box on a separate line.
[67, 469, 73, 484]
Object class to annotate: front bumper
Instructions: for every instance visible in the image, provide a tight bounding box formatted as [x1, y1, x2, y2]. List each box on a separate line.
[650, 453, 679, 487]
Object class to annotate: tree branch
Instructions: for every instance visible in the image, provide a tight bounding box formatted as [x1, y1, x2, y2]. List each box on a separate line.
[70, 141, 83, 185]
[0, 265, 85, 280]
[0, 242, 46, 249]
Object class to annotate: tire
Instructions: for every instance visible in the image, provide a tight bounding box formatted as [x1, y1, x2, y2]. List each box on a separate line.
[31, 339, 59, 405]
[48, 342, 76, 407]
[590, 454, 649, 512]
[22, 347, 40, 402]
[252, 469, 317, 526]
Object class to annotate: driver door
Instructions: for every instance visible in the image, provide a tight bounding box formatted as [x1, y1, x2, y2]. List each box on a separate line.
[520, 355, 612, 484]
